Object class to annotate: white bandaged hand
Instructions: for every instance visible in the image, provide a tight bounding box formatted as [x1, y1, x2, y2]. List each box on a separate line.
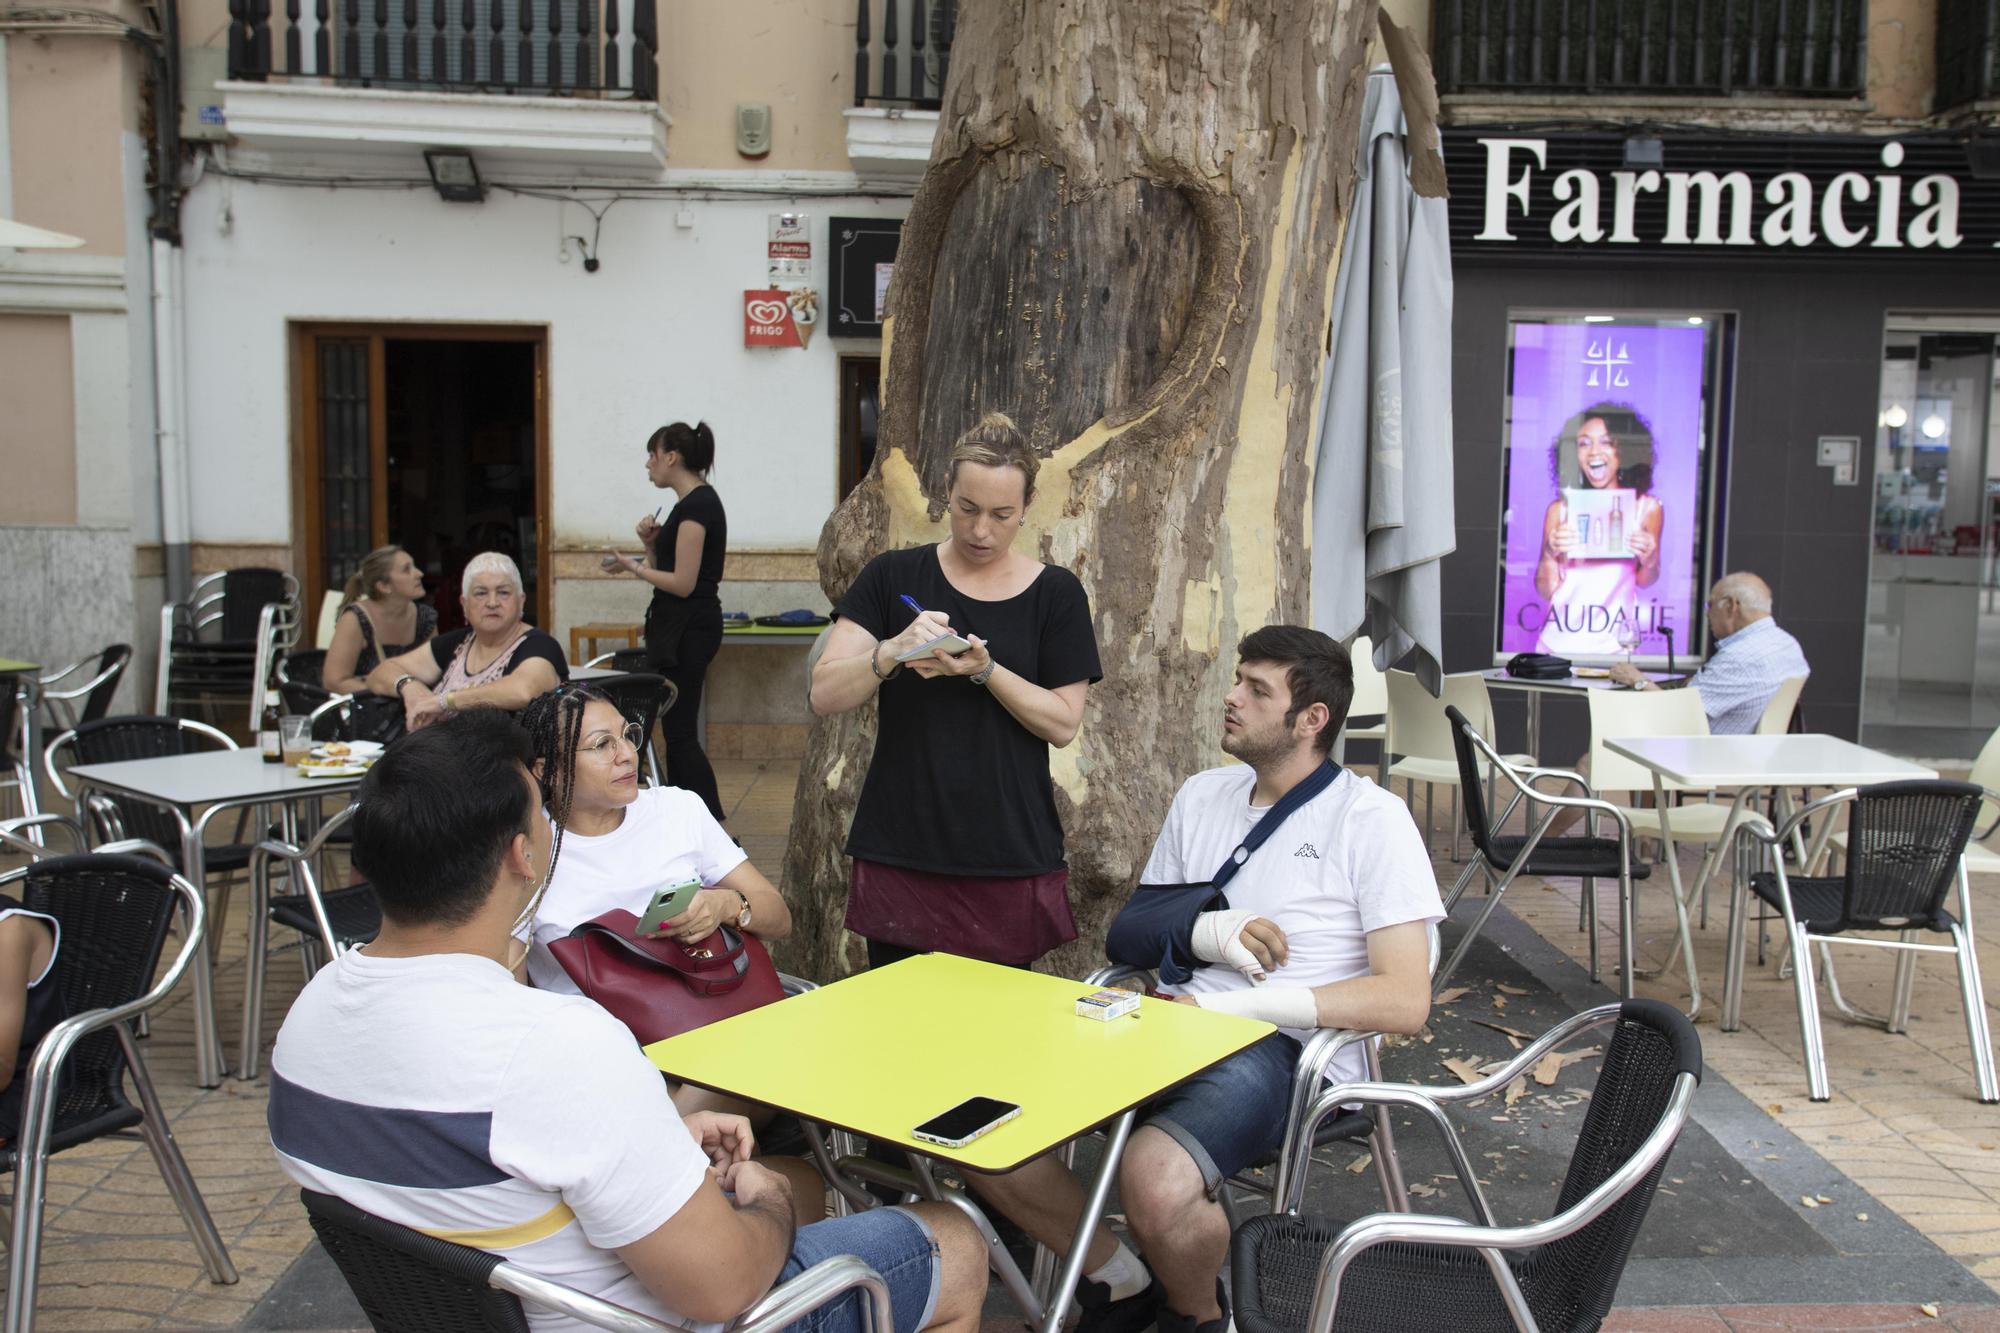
[1190, 986, 1319, 1029]
[1190, 909, 1269, 981]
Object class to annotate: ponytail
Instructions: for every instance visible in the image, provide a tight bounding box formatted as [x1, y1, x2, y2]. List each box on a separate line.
[646, 421, 716, 476]
[340, 545, 407, 611]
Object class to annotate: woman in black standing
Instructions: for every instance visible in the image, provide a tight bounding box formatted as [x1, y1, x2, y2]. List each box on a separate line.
[602, 421, 727, 823]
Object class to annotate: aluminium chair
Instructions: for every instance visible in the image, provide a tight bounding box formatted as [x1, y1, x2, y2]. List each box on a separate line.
[584, 671, 679, 788]
[0, 814, 87, 861]
[45, 716, 262, 960]
[0, 683, 32, 827]
[1439, 706, 1664, 1005]
[1080, 946, 1439, 1228]
[1232, 1000, 1699, 1333]
[34, 645, 132, 732]
[1725, 779, 1996, 1104]
[155, 568, 300, 724]
[302, 1187, 891, 1333]
[1385, 672, 1532, 861]
[241, 804, 380, 1078]
[0, 850, 238, 1333]
[1827, 720, 2000, 877]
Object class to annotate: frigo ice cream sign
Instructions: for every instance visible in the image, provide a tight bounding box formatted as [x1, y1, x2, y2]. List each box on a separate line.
[1444, 131, 2000, 259]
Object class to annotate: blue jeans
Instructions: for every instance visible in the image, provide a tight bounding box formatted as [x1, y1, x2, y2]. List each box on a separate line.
[1141, 1032, 1303, 1197]
[779, 1206, 940, 1333]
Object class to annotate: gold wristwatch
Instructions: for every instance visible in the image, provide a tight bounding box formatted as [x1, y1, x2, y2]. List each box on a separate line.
[731, 888, 752, 929]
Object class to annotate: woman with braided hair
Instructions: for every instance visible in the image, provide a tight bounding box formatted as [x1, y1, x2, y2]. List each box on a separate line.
[515, 685, 789, 1001]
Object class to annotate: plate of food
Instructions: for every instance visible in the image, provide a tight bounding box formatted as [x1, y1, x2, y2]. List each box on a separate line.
[1571, 666, 1613, 679]
[310, 739, 384, 762]
[296, 761, 369, 779]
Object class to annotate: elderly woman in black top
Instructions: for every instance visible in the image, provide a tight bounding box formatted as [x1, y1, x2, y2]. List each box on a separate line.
[810, 413, 1102, 969]
[603, 422, 728, 823]
[366, 551, 567, 731]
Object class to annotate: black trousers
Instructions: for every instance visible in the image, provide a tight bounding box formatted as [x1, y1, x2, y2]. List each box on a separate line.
[648, 617, 725, 822]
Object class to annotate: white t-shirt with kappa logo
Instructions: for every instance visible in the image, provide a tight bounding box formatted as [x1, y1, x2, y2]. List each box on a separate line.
[1142, 764, 1443, 1082]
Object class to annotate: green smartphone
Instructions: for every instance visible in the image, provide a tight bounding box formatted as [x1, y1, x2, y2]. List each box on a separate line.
[635, 879, 703, 938]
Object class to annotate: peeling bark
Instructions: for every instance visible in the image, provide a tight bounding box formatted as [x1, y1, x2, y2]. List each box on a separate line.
[776, 0, 1381, 983]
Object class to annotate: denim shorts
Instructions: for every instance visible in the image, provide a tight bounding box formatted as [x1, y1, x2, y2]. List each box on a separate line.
[779, 1205, 940, 1333]
[1141, 1032, 1303, 1197]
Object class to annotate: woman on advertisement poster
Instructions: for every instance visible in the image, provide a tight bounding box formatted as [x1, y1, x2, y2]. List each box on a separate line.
[1534, 402, 1664, 657]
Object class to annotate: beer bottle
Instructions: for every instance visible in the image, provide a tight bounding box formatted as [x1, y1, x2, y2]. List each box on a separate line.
[260, 689, 284, 764]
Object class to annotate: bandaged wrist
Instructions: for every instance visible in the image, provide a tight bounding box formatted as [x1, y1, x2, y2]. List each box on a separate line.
[1189, 908, 1268, 980]
[1191, 986, 1319, 1029]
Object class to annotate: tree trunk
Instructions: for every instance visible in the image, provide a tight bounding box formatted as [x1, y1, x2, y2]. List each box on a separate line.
[775, 0, 1381, 984]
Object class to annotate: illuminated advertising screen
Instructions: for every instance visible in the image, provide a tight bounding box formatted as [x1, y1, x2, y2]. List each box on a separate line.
[1495, 315, 1727, 664]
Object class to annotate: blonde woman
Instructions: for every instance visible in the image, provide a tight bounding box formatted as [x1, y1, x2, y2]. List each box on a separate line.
[810, 414, 1102, 969]
[322, 546, 436, 697]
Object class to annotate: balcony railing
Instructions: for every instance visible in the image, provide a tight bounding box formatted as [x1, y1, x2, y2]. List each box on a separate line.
[1939, 0, 2000, 109]
[853, 0, 952, 108]
[227, 0, 657, 99]
[1433, 0, 1865, 99]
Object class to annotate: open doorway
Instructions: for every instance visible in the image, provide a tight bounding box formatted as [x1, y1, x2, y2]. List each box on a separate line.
[293, 324, 550, 631]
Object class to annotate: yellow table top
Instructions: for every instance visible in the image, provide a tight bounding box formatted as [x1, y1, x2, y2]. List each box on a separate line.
[644, 953, 1272, 1172]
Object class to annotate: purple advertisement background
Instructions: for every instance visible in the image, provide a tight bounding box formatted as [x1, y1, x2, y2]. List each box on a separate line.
[1497, 321, 1711, 659]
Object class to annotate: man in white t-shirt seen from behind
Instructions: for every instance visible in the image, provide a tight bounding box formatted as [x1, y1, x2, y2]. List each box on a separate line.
[968, 625, 1443, 1333]
[268, 710, 988, 1333]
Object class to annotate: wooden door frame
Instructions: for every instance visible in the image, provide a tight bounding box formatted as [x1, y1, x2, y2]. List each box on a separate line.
[291, 321, 553, 629]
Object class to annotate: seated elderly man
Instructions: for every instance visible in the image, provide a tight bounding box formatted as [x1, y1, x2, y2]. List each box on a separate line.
[1608, 570, 1809, 732]
[268, 710, 987, 1333]
[1544, 571, 1811, 836]
[967, 626, 1442, 1333]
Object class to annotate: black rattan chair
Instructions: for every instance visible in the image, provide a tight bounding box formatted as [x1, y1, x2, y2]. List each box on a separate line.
[1438, 706, 1657, 1002]
[0, 850, 237, 1330]
[301, 1186, 895, 1333]
[240, 805, 380, 1079]
[1232, 1000, 1700, 1333]
[1726, 779, 1996, 1103]
[36, 644, 132, 731]
[156, 568, 299, 723]
[586, 672, 679, 787]
[45, 715, 254, 876]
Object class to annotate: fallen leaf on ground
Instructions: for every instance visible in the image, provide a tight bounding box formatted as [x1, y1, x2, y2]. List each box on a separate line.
[1857, 1213, 1870, 1222]
[1505, 1076, 1527, 1106]
[1346, 1154, 1372, 1175]
[1442, 1057, 1483, 1084]
[1497, 984, 1530, 995]
[1408, 1183, 1438, 1198]
[1533, 1053, 1564, 1086]
[1493, 994, 1509, 1009]
[1435, 987, 1470, 1005]
[1816, 1194, 1833, 1204]
[1471, 1019, 1535, 1041]
[1768, 1103, 1786, 1114]
[1800, 1196, 1820, 1208]
[1919, 1303, 1939, 1319]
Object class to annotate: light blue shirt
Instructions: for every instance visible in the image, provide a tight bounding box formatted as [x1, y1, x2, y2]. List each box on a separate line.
[1692, 617, 1811, 735]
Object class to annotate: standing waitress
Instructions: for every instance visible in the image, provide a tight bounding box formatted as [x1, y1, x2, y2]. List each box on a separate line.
[603, 421, 728, 823]
[810, 413, 1102, 969]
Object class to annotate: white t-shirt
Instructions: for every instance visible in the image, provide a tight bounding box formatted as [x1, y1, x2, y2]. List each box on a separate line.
[269, 949, 713, 1333]
[526, 787, 748, 995]
[1143, 765, 1444, 1084]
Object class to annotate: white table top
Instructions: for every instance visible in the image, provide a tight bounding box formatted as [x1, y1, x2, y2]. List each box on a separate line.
[570, 666, 619, 680]
[69, 748, 367, 806]
[1482, 668, 1688, 694]
[1603, 734, 1938, 788]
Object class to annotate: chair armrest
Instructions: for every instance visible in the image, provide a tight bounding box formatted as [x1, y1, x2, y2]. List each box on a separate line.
[257, 803, 360, 865]
[486, 1253, 892, 1333]
[585, 652, 619, 668]
[88, 838, 178, 867]
[1084, 963, 1155, 990]
[0, 814, 87, 858]
[1306, 1073, 1700, 1330]
[778, 973, 817, 997]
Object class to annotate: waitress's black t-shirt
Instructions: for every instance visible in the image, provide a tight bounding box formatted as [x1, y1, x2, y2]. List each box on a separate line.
[651, 484, 727, 610]
[836, 545, 1102, 877]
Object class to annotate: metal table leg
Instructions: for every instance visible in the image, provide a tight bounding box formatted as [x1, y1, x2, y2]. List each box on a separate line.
[1037, 1110, 1135, 1333]
[1639, 772, 1702, 1019]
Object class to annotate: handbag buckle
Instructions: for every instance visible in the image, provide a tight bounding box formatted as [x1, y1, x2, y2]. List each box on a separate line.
[688, 946, 714, 960]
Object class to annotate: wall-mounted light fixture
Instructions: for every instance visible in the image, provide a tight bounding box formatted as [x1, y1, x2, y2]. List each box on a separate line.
[425, 149, 485, 203]
[1884, 404, 1909, 429]
[1922, 413, 1948, 440]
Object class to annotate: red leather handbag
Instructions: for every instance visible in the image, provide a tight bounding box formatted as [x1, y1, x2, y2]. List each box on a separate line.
[546, 908, 786, 1046]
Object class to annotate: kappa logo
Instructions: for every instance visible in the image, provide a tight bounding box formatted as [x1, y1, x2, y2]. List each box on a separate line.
[1294, 842, 1321, 860]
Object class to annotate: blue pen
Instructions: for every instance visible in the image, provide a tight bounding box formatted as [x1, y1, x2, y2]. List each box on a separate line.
[899, 595, 927, 617]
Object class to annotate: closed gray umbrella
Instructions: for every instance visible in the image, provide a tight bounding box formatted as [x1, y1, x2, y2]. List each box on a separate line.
[1310, 54, 1455, 693]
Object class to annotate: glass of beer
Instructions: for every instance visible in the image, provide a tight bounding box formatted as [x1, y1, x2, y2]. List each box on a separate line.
[280, 715, 313, 765]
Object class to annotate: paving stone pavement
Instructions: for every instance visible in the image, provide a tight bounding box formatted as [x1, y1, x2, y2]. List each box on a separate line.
[5, 757, 2000, 1330]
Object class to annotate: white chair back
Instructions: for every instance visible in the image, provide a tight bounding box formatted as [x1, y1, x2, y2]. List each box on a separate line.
[1586, 687, 1709, 796]
[1387, 671, 1498, 766]
[1348, 636, 1388, 719]
[1753, 674, 1808, 736]
[315, 590, 344, 649]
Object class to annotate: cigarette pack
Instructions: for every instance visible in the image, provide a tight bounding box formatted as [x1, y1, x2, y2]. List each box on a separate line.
[1075, 988, 1141, 1021]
